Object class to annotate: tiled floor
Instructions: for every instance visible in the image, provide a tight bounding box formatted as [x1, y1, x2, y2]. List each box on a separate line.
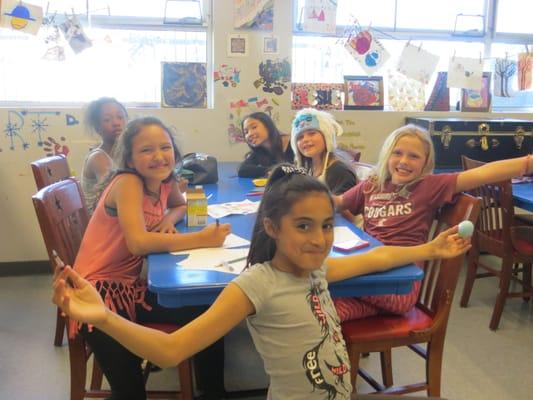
[1, 256, 533, 399]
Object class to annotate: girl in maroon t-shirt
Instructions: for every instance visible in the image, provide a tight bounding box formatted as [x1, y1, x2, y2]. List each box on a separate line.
[334, 124, 533, 322]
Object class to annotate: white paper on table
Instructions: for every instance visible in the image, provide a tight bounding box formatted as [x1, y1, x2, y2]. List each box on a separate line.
[174, 247, 249, 275]
[447, 57, 484, 90]
[222, 233, 250, 248]
[334, 226, 366, 245]
[208, 199, 260, 218]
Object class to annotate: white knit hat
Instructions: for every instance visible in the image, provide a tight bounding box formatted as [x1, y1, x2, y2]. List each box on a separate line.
[290, 108, 343, 169]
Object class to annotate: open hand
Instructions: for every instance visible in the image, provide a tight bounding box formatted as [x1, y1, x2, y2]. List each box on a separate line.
[430, 225, 472, 259]
[52, 267, 108, 326]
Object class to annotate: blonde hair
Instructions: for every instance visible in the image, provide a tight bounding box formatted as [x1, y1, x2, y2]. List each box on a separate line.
[368, 124, 435, 193]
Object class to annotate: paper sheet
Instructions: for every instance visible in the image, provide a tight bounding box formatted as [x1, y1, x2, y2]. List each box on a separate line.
[174, 247, 249, 275]
[208, 199, 260, 218]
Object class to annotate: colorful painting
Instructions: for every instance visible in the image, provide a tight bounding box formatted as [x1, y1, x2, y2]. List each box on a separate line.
[518, 52, 532, 91]
[388, 71, 425, 112]
[254, 58, 291, 95]
[343, 76, 383, 110]
[291, 83, 344, 110]
[494, 58, 516, 97]
[301, 0, 337, 34]
[214, 64, 241, 88]
[59, 15, 92, 54]
[344, 30, 390, 76]
[161, 62, 207, 108]
[234, 0, 273, 30]
[227, 34, 249, 57]
[397, 43, 439, 84]
[0, 0, 43, 35]
[461, 72, 491, 112]
[448, 56, 484, 90]
[227, 97, 279, 144]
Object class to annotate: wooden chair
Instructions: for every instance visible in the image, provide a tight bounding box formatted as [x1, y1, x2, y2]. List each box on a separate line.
[341, 193, 481, 397]
[31, 154, 72, 346]
[32, 178, 193, 400]
[31, 154, 72, 190]
[459, 156, 533, 330]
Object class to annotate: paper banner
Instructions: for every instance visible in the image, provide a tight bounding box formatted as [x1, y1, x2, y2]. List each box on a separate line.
[518, 52, 533, 91]
[0, 0, 43, 35]
[447, 56, 483, 90]
[234, 0, 273, 30]
[344, 31, 390, 76]
[397, 43, 439, 84]
[493, 58, 516, 97]
[302, 0, 337, 34]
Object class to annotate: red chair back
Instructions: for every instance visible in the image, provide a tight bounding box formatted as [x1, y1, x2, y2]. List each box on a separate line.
[31, 154, 72, 190]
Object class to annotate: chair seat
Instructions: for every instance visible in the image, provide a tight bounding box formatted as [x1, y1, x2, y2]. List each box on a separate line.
[342, 307, 434, 342]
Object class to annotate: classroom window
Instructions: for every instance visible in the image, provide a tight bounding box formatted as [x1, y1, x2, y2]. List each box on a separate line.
[0, 0, 209, 105]
[293, 0, 533, 112]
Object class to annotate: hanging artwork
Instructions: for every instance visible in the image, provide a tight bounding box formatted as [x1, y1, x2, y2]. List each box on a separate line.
[397, 43, 439, 84]
[161, 62, 207, 108]
[214, 64, 241, 88]
[517, 52, 533, 91]
[461, 72, 491, 112]
[42, 23, 65, 61]
[344, 30, 390, 76]
[447, 56, 484, 90]
[0, 0, 43, 35]
[59, 14, 92, 54]
[227, 96, 279, 143]
[291, 83, 344, 110]
[493, 58, 516, 97]
[234, 0, 273, 30]
[254, 58, 291, 95]
[425, 72, 450, 111]
[343, 76, 383, 110]
[387, 72, 425, 112]
[301, 0, 337, 34]
[227, 34, 249, 57]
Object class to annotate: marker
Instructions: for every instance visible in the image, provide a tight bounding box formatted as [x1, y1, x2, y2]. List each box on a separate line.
[216, 219, 220, 227]
[52, 250, 65, 270]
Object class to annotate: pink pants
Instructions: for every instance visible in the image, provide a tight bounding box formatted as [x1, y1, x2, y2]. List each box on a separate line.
[333, 280, 421, 322]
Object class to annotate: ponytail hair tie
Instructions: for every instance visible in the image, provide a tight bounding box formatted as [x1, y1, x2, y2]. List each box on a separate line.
[267, 163, 308, 188]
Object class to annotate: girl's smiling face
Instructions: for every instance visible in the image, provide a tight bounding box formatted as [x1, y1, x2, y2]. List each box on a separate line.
[267, 191, 334, 277]
[243, 117, 269, 147]
[296, 129, 326, 160]
[388, 135, 428, 185]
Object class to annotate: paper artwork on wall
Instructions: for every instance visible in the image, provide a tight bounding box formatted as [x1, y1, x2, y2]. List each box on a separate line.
[42, 24, 65, 61]
[254, 58, 291, 95]
[517, 52, 533, 91]
[387, 72, 425, 112]
[493, 58, 516, 97]
[227, 97, 279, 143]
[4, 110, 30, 150]
[344, 30, 390, 76]
[227, 34, 249, 57]
[447, 56, 483, 90]
[291, 83, 344, 110]
[263, 36, 278, 54]
[59, 15, 92, 54]
[161, 62, 207, 108]
[0, 0, 43, 35]
[302, 0, 337, 34]
[397, 43, 439, 84]
[234, 0, 273, 30]
[425, 72, 450, 111]
[214, 64, 241, 88]
[461, 72, 491, 112]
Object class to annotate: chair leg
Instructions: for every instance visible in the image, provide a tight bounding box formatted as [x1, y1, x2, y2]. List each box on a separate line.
[379, 350, 393, 388]
[348, 347, 361, 393]
[490, 257, 513, 330]
[54, 308, 65, 346]
[178, 360, 194, 400]
[523, 263, 532, 302]
[89, 358, 104, 390]
[426, 336, 444, 398]
[68, 337, 87, 400]
[460, 248, 479, 307]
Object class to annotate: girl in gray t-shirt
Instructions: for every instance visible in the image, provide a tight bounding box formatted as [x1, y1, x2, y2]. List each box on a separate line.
[53, 164, 471, 400]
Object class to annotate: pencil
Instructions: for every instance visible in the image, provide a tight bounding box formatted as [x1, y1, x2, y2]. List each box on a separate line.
[216, 219, 219, 227]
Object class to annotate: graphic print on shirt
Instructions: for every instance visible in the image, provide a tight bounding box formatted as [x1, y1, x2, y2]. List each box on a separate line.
[364, 187, 413, 227]
[302, 275, 350, 399]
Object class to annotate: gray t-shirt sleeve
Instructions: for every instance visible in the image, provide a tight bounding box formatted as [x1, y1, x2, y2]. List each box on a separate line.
[232, 263, 274, 315]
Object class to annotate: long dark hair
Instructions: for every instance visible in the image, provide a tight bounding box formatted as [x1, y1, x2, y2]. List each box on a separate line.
[242, 112, 286, 163]
[246, 163, 334, 267]
[89, 117, 181, 211]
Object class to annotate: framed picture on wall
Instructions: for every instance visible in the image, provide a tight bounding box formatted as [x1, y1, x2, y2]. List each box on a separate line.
[263, 36, 278, 54]
[344, 75, 384, 110]
[461, 72, 492, 112]
[227, 34, 249, 57]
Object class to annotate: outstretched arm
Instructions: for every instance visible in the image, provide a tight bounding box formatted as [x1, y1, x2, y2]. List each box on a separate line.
[455, 155, 532, 193]
[53, 267, 253, 368]
[326, 226, 470, 283]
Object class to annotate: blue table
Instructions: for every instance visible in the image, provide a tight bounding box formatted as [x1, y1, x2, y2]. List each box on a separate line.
[148, 163, 423, 308]
[512, 183, 533, 212]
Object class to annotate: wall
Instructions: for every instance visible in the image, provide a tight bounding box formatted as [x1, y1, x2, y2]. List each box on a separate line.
[0, 0, 531, 267]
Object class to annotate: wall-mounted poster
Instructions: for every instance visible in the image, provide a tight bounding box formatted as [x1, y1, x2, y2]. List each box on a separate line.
[0, 0, 43, 35]
[227, 34, 249, 57]
[343, 76, 383, 110]
[161, 62, 207, 108]
[234, 0, 273, 30]
[461, 72, 491, 112]
[291, 83, 344, 110]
